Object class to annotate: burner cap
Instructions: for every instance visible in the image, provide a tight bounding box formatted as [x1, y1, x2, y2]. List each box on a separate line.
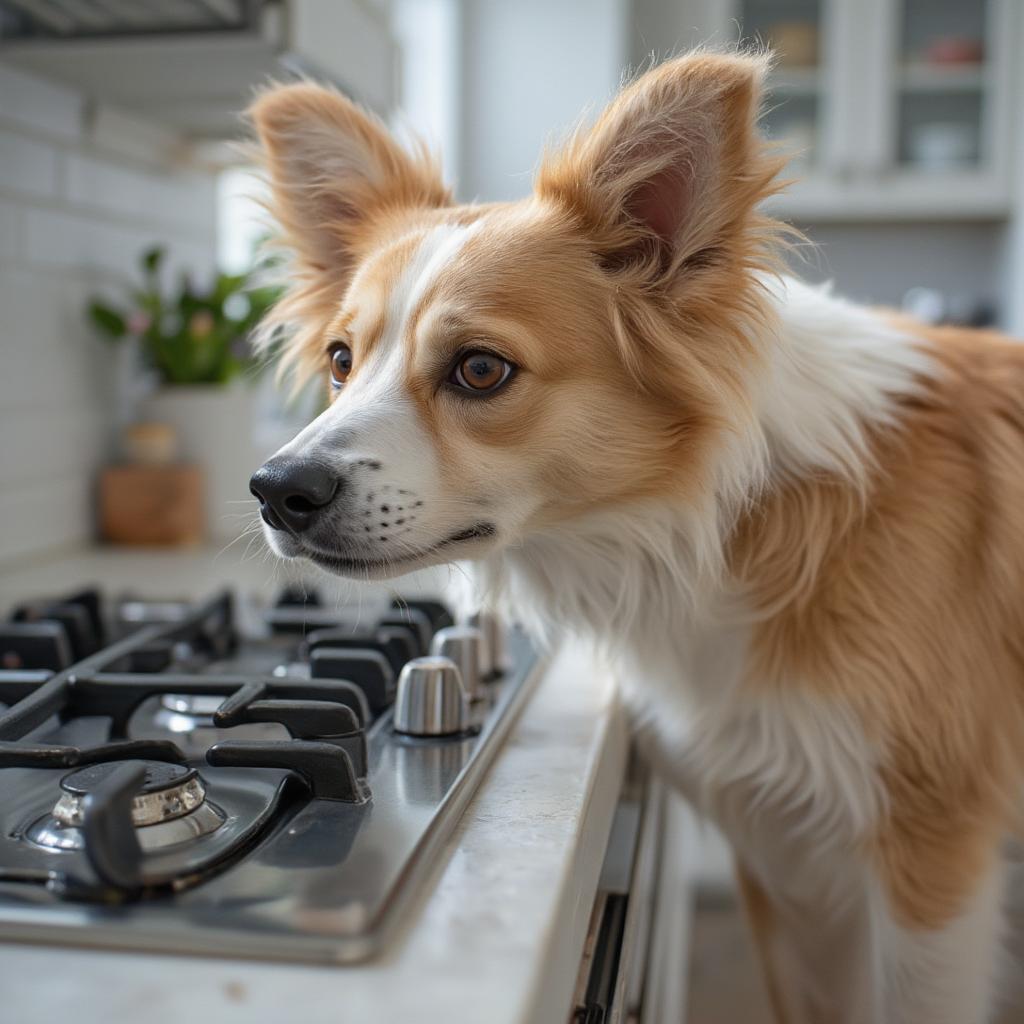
[29, 759, 223, 853]
[60, 760, 196, 798]
[52, 759, 210, 832]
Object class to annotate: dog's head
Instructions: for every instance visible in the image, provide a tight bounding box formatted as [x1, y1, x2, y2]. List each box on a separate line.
[249, 53, 784, 579]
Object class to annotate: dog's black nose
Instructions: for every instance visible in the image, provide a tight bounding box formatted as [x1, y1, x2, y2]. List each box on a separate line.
[250, 457, 339, 533]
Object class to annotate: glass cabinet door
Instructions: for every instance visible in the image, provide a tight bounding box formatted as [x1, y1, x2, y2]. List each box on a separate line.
[723, 0, 1011, 217]
[735, 0, 826, 174]
[893, 0, 991, 176]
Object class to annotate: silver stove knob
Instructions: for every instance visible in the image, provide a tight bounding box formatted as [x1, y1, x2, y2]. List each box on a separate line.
[469, 611, 509, 679]
[393, 656, 469, 737]
[430, 626, 485, 700]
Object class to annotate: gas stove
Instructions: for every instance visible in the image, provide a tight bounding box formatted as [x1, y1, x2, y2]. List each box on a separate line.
[0, 585, 540, 963]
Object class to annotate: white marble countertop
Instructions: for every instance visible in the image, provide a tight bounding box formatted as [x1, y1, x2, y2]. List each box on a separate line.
[0, 546, 631, 1024]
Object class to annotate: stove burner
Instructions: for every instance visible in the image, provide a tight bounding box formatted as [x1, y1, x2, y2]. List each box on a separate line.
[154, 693, 224, 737]
[160, 695, 222, 717]
[58, 761, 201, 824]
[28, 760, 223, 853]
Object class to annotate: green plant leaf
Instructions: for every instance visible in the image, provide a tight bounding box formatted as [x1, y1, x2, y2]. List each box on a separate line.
[142, 246, 165, 278]
[87, 301, 127, 339]
[213, 272, 248, 303]
[246, 284, 280, 318]
[88, 243, 284, 386]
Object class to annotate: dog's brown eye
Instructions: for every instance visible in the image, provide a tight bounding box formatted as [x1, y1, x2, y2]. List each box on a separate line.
[452, 351, 512, 393]
[329, 343, 353, 386]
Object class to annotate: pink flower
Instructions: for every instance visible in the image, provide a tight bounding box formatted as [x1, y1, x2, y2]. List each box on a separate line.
[127, 311, 152, 335]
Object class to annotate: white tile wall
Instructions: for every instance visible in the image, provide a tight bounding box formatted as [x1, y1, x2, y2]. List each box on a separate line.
[0, 63, 83, 141]
[0, 61, 219, 568]
[23, 206, 213, 280]
[0, 130, 60, 199]
[64, 154, 214, 232]
[0, 200, 21, 261]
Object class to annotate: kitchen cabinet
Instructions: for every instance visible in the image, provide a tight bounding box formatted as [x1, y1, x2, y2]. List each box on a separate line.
[0, 0, 397, 139]
[717, 0, 1017, 221]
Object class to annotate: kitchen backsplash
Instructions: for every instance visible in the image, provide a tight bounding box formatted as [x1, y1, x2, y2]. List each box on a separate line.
[0, 61, 218, 568]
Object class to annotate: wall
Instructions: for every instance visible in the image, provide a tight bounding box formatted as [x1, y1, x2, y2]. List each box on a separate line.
[457, 0, 628, 202]
[0, 61, 217, 568]
[794, 220, 1004, 318]
[1000, 19, 1024, 338]
[393, 0, 461, 184]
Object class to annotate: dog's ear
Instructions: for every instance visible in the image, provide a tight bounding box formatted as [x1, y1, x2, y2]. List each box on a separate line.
[249, 82, 450, 276]
[535, 53, 782, 290]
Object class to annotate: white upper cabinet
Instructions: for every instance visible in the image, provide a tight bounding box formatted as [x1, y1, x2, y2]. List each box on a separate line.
[719, 0, 1017, 220]
[0, 0, 398, 141]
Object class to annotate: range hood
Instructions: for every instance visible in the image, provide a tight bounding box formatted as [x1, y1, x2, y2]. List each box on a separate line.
[0, 0, 396, 138]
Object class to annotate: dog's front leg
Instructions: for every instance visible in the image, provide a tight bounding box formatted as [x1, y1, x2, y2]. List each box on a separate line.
[735, 851, 1007, 1024]
[735, 862, 796, 1023]
[734, 859, 882, 1024]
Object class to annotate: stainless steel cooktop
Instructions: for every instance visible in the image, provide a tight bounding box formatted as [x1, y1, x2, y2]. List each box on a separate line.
[0, 586, 540, 963]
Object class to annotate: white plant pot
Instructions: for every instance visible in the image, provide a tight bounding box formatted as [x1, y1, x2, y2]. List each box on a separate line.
[144, 382, 271, 542]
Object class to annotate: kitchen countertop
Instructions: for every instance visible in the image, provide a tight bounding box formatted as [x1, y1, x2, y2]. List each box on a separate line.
[0, 545, 632, 1024]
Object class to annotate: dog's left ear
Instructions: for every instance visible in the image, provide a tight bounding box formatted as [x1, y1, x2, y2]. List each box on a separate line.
[249, 81, 449, 278]
[536, 53, 782, 289]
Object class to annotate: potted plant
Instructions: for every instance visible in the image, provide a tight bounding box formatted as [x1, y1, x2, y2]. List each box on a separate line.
[88, 246, 280, 541]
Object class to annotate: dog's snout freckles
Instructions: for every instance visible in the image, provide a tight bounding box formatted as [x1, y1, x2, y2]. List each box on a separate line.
[310, 457, 428, 551]
[352, 475, 425, 547]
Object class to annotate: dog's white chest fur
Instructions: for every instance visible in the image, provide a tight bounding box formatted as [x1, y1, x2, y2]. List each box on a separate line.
[616, 607, 883, 906]
[469, 541, 884, 911]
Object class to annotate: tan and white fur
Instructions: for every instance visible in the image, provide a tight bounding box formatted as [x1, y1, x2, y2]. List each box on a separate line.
[247, 53, 1024, 1023]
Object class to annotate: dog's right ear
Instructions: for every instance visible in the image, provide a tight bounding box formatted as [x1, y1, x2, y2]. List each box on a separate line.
[249, 82, 450, 276]
[535, 53, 782, 294]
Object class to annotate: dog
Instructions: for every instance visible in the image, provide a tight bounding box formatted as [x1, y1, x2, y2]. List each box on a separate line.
[247, 52, 1024, 1023]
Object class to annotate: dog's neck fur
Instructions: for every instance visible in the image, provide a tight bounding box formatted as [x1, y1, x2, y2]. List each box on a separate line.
[466, 274, 932, 677]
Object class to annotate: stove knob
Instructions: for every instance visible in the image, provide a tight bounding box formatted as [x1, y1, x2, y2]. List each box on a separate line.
[393, 656, 469, 737]
[469, 611, 509, 679]
[377, 608, 433, 656]
[429, 625, 485, 700]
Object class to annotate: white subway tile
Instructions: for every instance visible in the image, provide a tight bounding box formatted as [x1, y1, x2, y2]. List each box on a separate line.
[64, 154, 147, 217]
[0, 62, 83, 141]
[166, 173, 218, 232]
[0, 128, 60, 198]
[0, 269, 119, 412]
[64, 153, 214, 231]
[24, 206, 123, 274]
[87, 104, 179, 168]
[25, 206, 216, 286]
[0, 199, 20, 261]
[26, 207, 157, 278]
[0, 407, 106, 486]
[0, 274, 106, 560]
[0, 477, 92, 567]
